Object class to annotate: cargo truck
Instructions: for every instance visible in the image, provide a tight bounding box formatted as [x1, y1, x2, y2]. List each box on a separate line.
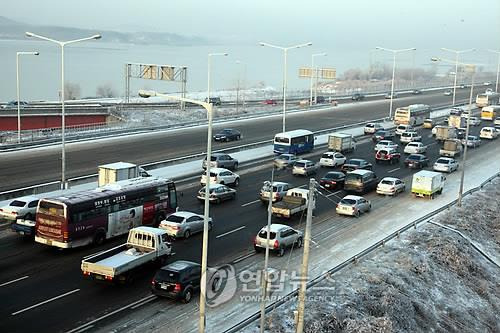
[81, 227, 172, 283]
[448, 115, 466, 128]
[98, 162, 150, 187]
[434, 126, 457, 141]
[328, 133, 356, 153]
[271, 188, 314, 218]
[411, 170, 446, 199]
[439, 139, 463, 157]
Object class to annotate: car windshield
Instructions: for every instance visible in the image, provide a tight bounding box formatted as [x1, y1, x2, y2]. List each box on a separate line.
[258, 230, 276, 239]
[166, 215, 185, 223]
[381, 179, 394, 185]
[340, 198, 356, 205]
[346, 159, 361, 166]
[9, 200, 27, 207]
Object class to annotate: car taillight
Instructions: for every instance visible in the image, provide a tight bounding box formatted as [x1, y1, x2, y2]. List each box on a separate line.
[63, 231, 69, 240]
[83, 271, 90, 276]
[351, 207, 356, 211]
[105, 276, 113, 281]
[274, 240, 279, 249]
[172, 225, 179, 230]
[275, 193, 281, 200]
[174, 283, 182, 292]
[151, 278, 156, 286]
[390, 187, 395, 191]
[253, 236, 257, 245]
[12, 211, 17, 215]
[0, 209, 3, 212]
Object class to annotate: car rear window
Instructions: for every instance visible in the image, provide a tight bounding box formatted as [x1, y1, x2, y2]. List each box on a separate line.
[340, 198, 356, 205]
[324, 173, 342, 180]
[155, 269, 181, 282]
[321, 153, 332, 159]
[407, 155, 420, 160]
[381, 180, 394, 185]
[258, 230, 276, 239]
[436, 159, 448, 164]
[345, 173, 362, 184]
[9, 200, 27, 207]
[295, 162, 306, 168]
[166, 215, 184, 223]
[346, 159, 361, 166]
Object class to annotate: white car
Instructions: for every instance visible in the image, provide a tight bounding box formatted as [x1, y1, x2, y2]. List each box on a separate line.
[404, 142, 426, 154]
[374, 140, 398, 151]
[336, 195, 371, 217]
[319, 152, 346, 167]
[479, 127, 498, 139]
[292, 160, 317, 176]
[467, 116, 481, 126]
[200, 167, 240, 186]
[376, 177, 406, 196]
[433, 157, 459, 173]
[364, 123, 383, 134]
[0, 196, 39, 221]
[400, 131, 422, 143]
[395, 124, 413, 136]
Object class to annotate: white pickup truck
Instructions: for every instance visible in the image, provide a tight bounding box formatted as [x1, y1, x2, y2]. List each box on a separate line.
[81, 227, 172, 283]
[271, 188, 313, 218]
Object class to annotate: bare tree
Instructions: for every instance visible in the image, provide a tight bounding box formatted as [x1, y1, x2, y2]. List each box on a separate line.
[96, 83, 117, 98]
[64, 82, 81, 100]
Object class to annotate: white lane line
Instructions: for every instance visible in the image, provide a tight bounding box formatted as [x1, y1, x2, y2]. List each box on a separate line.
[427, 142, 437, 147]
[0, 275, 29, 287]
[241, 199, 260, 207]
[66, 295, 157, 333]
[12, 288, 80, 316]
[232, 252, 255, 264]
[388, 167, 400, 173]
[71, 325, 94, 333]
[326, 190, 342, 197]
[216, 226, 246, 239]
[130, 296, 156, 310]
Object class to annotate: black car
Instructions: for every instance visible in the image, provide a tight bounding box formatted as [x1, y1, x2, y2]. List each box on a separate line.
[351, 93, 365, 101]
[341, 159, 373, 173]
[151, 260, 219, 303]
[319, 171, 345, 190]
[372, 129, 395, 142]
[213, 128, 241, 142]
[205, 97, 222, 106]
[404, 154, 429, 169]
[315, 96, 326, 104]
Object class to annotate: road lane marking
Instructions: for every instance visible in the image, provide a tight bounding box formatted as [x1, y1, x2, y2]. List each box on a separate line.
[388, 167, 400, 173]
[241, 199, 260, 207]
[232, 252, 255, 264]
[12, 289, 80, 316]
[0, 275, 29, 287]
[130, 296, 157, 310]
[326, 190, 342, 197]
[216, 226, 246, 239]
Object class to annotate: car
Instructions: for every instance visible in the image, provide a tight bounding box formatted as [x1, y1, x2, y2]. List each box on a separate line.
[433, 157, 459, 173]
[0, 196, 39, 221]
[344, 170, 378, 194]
[254, 224, 303, 257]
[375, 148, 401, 164]
[459, 84, 466, 89]
[404, 154, 429, 169]
[444, 89, 452, 96]
[197, 184, 236, 203]
[273, 153, 298, 169]
[461, 109, 471, 119]
[449, 107, 463, 116]
[395, 124, 413, 136]
[352, 93, 365, 101]
[483, 81, 492, 86]
[336, 195, 371, 217]
[423, 119, 433, 129]
[374, 140, 398, 151]
[384, 92, 399, 99]
[292, 159, 317, 176]
[204, 97, 221, 105]
[494, 117, 500, 129]
[364, 122, 383, 134]
[376, 177, 405, 196]
[372, 129, 395, 142]
[213, 128, 241, 142]
[2, 100, 29, 109]
[479, 127, 498, 139]
[485, 88, 493, 94]
[341, 159, 373, 173]
[461, 135, 481, 148]
[159, 211, 212, 239]
[319, 171, 346, 190]
[411, 89, 422, 95]
[404, 142, 427, 154]
[202, 153, 238, 170]
[400, 131, 422, 143]
[315, 96, 326, 104]
[151, 260, 220, 303]
[467, 117, 481, 126]
[200, 167, 240, 186]
[456, 127, 466, 140]
[319, 151, 346, 167]
[264, 99, 277, 105]
[259, 181, 291, 203]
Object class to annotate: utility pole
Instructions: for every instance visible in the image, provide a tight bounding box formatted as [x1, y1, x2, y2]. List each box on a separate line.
[295, 178, 316, 333]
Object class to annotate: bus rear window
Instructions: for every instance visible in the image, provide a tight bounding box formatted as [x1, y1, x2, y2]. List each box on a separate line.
[38, 201, 65, 217]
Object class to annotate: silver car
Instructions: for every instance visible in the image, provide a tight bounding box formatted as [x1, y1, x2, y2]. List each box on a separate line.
[197, 184, 236, 203]
[202, 153, 238, 170]
[259, 181, 291, 203]
[254, 224, 303, 257]
[292, 160, 317, 176]
[461, 135, 481, 148]
[0, 196, 39, 221]
[433, 157, 459, 173]
[273, 153, 298, 169]
[159, 211, 212, 239]
[336, 195, 371, 217]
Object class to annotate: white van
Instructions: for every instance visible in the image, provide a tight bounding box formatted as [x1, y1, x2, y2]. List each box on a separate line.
[479, 127, 498, 140]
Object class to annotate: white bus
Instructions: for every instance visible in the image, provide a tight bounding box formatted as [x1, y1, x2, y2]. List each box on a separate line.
[476, 92, 500, 108]
[394, 104, 431, 126]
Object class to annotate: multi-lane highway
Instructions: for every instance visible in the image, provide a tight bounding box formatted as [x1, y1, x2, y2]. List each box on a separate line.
[0, 103, 496, 332]
[0, 88, 479, 192]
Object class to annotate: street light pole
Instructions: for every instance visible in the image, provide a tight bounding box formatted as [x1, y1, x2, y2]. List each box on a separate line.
[486, 49, 500, 92]
[259, 42, 312, 133]
[441, 48, 475, 105]
[25, 32, 101, 189]
[16, 51, 39, 143]
[310, 53, 327, 106]
[376, 46, 416, 119]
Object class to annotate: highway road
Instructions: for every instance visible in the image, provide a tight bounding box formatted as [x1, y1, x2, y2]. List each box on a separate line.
[0, 88, 480, 192]
[0, 117, 496, 333]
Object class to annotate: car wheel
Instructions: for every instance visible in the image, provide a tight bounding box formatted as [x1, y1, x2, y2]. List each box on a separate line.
[184, 230, 191, 239]
[208, 222, 213, 231]
[254, 246, 263, 253]
[233, 163, 238, 170]
[233, 178, 240, 186]
[231, 193, 236, 200]
[237, 135, 241, 140]
[296, 237, 303, 248]
[216, 198, 221, 204]
[277, 246, 285, 257]
[354, 210, 360, 218]
[182, 287, 193, 304]
[93, 231, 106, 246]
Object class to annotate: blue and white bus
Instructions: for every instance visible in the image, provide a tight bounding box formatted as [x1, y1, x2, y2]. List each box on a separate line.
[273, 129, 315, 154]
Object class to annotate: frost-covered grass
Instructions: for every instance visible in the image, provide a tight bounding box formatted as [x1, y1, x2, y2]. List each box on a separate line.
[253, 179, 500, 333]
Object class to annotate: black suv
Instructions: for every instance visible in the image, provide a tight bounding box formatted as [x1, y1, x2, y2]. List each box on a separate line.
[351, 93, 365, 101]
[205, 97, 222, 106]
[151, 260, 219, 303]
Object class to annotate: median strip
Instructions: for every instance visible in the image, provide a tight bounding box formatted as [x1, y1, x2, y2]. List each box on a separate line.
[12, 288, 80, 316]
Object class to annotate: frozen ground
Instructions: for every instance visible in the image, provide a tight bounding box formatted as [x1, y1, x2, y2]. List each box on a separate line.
[254, 179, 500, 333]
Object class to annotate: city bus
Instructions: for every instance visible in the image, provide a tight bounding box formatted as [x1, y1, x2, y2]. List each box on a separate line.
[273, 129, 314, 154]
[476, 92, 500, 108]
[480, 105, 500, 121]
[393, 104, 431, 126]
[35, 177, 177, 249]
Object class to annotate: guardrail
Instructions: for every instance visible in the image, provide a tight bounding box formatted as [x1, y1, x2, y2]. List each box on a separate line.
[224, 171, 500, 333]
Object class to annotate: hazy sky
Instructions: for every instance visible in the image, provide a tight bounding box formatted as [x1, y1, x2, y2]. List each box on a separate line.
[3, 0, 500, 51]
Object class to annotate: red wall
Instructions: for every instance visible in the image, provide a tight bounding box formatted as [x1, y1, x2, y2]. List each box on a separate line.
[0, 115, 107, 130]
